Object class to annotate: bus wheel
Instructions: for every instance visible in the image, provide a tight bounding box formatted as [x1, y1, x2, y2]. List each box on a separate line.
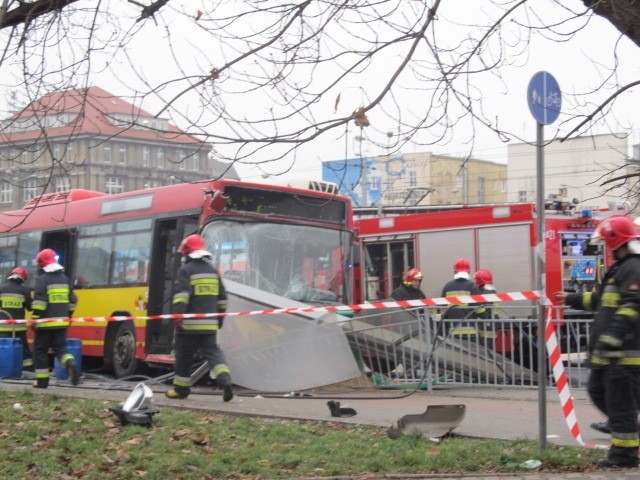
[111, 322, 138, 378]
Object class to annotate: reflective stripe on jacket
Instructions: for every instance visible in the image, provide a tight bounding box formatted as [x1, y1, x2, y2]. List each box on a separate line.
[0, 279, 32, 332]
[32, 271, 77, 329]
[172, 257, 227, 333]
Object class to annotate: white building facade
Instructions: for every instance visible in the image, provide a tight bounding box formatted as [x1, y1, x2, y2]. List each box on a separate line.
[507, 133, 632, 209]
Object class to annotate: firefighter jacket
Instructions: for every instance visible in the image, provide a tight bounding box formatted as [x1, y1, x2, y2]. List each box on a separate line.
[477, 285, 500, 320]
[31, 270, 77, 329]
[0, 279, 32, 332]
[441, 277, 484, 321]
[172, 257, 227, 333]
[565, 254, 640, 367]
[391, 284, 426, 301]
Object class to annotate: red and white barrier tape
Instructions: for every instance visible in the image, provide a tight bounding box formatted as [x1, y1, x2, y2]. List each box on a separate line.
[0, 290, 542, 326]
[543, 301, 608, 450]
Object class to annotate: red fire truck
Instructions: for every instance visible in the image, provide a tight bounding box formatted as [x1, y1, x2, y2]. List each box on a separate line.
[355, 201, 618, 309]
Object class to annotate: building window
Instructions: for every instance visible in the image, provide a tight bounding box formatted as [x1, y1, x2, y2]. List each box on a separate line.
[0, 183, 13, 203]
[146, 179, 162, 188]
[178, 150, 186, 170]
[9, 149, 16, 168]
[55, 177, 71, 192]
[24, 179, 38, 201]
[53, 143, 61, 161]
[142, 147, 150, 167]
[478, 177, 485, 203]
[370, 177, 381, 190]
[518, 190, 527, 202]
[559, 186, 568, 197]
[118, 145, 127, 164]
[192, 153, 200, 171]
[456, 175, 463, 189]
[66, 143, 73, 160]
[409, 171, 417, 187]
[157, 148, 164, 169]
[106, 176, 125, 194]
[21, 149, 28, 165]
[104, 143, 112, 163]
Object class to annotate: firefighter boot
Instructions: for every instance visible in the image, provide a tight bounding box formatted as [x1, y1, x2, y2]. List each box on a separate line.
[591, 421, 611, 434]
[65, 359, 80, 386]
[596, 457, 639, 468]
[165, 386, 190, 399]
[32, 378, 49, 389]
[217, 372, 233, 402]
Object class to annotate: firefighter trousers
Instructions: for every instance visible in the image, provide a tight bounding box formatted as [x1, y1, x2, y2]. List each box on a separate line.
[172, 333, 230, 395]
[588, 365, 640, 464]
[33, 328, 74, 381]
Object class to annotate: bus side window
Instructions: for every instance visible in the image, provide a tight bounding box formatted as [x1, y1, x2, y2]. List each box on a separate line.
[112, 232, 151, 285]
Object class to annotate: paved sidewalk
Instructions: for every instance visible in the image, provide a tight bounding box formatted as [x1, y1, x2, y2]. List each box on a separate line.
[1, 378, 638, 479]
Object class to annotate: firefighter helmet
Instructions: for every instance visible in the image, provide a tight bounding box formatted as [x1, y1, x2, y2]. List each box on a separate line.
[590, 215, 640, 251]
[179, 234, 206, 257]
[403, 268, 423, 285]
[454, 258, 471, 273]
[36, 249, 58, 269]
[7, 267, 27, 282]
[474, 269, 493, 287]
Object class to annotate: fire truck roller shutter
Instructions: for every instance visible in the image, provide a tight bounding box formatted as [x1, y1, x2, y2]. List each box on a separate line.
[417, 229, 475, 298]
[476, 224, 534, 309]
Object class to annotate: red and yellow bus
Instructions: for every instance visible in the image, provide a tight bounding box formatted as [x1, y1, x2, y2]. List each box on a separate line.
[0, 179, 355, 377]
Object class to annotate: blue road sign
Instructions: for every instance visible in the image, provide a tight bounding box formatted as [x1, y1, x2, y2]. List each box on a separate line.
[527, 71, 561, 125]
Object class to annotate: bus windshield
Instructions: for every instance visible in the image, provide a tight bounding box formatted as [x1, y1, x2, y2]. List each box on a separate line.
[201, 220, 352, 305]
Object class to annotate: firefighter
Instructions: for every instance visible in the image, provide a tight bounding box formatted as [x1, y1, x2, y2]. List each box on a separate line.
[474, 269, 505, 350]
[554, 215, 640, 468]
[441, 258, 484, 336]
[166, 233, 233, 402]
[391, 268, 426, 301]
[31, 248, 79, 388]
[0, 267, 33, 370]
[474, 269, 498, 318]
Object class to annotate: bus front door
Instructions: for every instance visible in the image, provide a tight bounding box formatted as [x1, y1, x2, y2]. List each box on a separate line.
[145, 217, 198, 357]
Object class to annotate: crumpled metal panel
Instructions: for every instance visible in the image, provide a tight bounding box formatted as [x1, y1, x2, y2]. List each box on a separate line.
[218, 281, 361, 392]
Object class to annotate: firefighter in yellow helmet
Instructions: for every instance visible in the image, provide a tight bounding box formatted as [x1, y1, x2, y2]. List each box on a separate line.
[391, 268, 426, 301]
[0, 267, 33, 370]
[166, 234, 233, 402]
[555, 215, 640, 468]
[31, 249, 79, 388]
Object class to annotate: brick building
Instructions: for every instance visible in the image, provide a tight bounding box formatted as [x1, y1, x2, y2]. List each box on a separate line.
[0, 86, 237, 211]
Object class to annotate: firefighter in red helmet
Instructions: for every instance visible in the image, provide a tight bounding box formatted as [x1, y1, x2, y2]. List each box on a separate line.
[474, 269, 494, 292]
[0, 267, 33, 370]
[391, 268, 426, 301]
[555, 215, 640, 468]
[166, 234, 233, 402]
[31, 248, 79, 388]
[440, 258, 484, 337]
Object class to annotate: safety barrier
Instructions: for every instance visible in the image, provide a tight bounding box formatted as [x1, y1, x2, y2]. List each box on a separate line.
[340, 305, 592, 390]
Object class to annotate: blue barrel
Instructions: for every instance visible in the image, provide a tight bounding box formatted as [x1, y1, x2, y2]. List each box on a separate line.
[54, 338, 82, 380]
[0, 338, 23, 378]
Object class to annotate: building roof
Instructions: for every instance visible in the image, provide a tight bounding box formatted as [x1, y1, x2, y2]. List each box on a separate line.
[1, 86, 207, 146]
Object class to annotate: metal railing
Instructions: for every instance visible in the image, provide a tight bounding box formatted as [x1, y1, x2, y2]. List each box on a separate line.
[340, 305, 592, 389]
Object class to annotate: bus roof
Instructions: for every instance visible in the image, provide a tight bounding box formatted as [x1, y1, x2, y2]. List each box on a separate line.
[0, 181, 212, 232]
[0, 178, 354, 233]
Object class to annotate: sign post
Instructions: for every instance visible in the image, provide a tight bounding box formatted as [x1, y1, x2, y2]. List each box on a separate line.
[527, 70, 561, 451]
